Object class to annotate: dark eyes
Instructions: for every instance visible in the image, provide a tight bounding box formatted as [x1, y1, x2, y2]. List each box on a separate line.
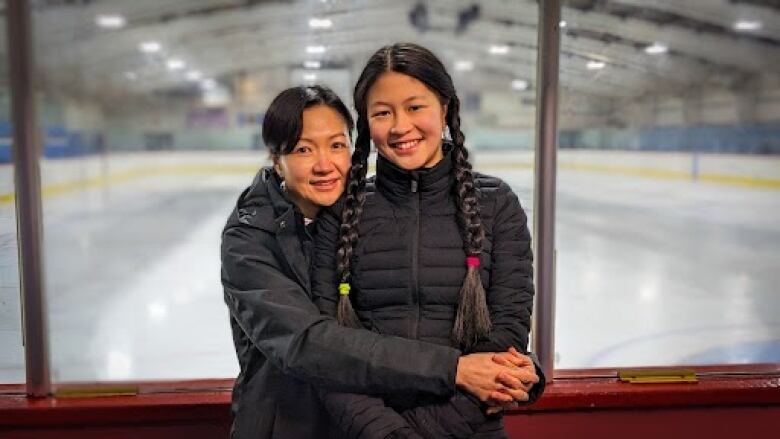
[293, 143, 347, 153]
[371, 105, 425, 117]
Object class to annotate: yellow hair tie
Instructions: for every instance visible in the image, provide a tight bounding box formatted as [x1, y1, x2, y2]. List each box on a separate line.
[338, 283, 351, 296]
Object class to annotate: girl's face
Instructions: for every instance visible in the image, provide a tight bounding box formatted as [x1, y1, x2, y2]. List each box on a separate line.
[366, 71, 447, 170]
[273, 104, 351, 218]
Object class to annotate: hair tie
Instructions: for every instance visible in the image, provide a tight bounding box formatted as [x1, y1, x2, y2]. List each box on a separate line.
[339, 283, 351, 296]
[466, 256, 480, 267]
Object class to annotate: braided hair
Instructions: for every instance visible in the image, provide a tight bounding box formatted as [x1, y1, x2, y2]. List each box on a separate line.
[335, 117, 371, 328]
[336, 43, 491, 348]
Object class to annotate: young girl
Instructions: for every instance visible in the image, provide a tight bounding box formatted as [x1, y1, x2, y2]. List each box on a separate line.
[313, 44, 543, 438]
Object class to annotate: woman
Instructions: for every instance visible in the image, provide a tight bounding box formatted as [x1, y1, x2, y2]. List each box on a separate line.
[221, 85, 538, 439]
[312, 44, 544, 438]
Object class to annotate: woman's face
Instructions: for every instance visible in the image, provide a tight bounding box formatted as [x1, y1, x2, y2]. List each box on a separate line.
[366, 71, 447, 170]
[273, 104, 351, 218]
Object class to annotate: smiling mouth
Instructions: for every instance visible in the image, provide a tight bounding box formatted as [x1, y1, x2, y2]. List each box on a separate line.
[311, 178, 339, 190]
[390, 139, 421, 151]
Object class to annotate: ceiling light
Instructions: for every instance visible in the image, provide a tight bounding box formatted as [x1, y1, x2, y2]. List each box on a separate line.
[185, 70, 202, 81]
[303, 73, 318, 82]
[559, 20, 567, 28]
[306, 45, 326, 54]
[586, 60, 606, 70]
[489, 45, 510, 55]
[511, 79, 529, 91]
[166, 59, 185, 70]
[96, 14, 126, 29]
[644, 43, 668, 55]
[139, 41, 161, 53]
[201, 79, 217, 90]
[303, 60, 322, 69]
[454, 60, 474, 71]
[124, 71, 138, 81]
[733, 20, 762, 31]
[309, 18, 333, 29]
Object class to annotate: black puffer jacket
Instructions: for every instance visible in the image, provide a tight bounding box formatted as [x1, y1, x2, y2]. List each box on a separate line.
[312, 150, 543, 438]
[221, 167, 464, 439]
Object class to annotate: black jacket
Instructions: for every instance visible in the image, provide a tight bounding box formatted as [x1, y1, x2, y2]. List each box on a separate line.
[221, 167, 464, 439]
[312, 150, 544, 438]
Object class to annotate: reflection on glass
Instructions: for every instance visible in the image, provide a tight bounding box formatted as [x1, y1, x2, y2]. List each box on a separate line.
[0, 0, 26, 384]
[556, 0, 780, 368]
[26, 0, 537, 382]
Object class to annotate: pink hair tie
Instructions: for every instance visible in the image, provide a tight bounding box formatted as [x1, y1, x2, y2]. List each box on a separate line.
[466, 256, 480, 267]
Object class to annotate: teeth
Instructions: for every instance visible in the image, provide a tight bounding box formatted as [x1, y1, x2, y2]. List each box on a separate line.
[393, 139, 419, 150]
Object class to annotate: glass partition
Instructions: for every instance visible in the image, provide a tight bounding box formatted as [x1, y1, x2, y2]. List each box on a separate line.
[0, 0, 26, 385]
[555, 0, 780, 368]
[27, 0, 536, 383]
[9, 0, 778, 388]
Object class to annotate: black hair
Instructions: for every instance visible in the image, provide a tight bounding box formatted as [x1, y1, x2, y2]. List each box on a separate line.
[336, 43, 491, 349]
[262, 85, 354, 158]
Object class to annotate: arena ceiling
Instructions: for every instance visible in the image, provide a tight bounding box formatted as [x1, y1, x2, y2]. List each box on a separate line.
[4, 0, 780, 102]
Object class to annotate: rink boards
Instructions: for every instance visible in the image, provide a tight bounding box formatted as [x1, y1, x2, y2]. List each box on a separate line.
[0, 150, 778, 383]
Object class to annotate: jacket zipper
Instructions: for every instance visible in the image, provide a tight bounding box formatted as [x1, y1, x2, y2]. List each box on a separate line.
[411, 178, 421, 340]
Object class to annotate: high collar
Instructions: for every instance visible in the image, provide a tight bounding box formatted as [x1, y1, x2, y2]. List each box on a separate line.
[375, 143, 455, 201]
[260, 167, 295, 219]
[265, 169, 313, 230]
[239, 167, 307, 234]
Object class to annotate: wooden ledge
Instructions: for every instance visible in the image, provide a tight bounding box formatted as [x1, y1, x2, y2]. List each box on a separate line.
[1, 366, 779, 428]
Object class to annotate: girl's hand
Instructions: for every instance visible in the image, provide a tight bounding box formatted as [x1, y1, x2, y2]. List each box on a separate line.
[492, 347, 538, 392]
[455, 352, 538, 404]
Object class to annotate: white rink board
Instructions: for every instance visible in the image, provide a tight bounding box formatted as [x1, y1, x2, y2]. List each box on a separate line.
[0, 150, 778, 381]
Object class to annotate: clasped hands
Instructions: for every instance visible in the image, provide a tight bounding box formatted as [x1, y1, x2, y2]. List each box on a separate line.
[455, 347, 539, 415]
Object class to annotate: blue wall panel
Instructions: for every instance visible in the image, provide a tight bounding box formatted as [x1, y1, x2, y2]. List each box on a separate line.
[563, 123, 780, 154]
[0, 122, 11, 163]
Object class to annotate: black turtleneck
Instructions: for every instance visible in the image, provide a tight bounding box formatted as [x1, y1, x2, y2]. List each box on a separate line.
[374, 145, 456, 204]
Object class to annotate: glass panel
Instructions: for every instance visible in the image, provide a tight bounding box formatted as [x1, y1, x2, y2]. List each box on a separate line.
[0, 0, 26, 384]
[33, 2, 246, 382]
[461, 3, 537, 226]
[556, 0, 780, 368]
[29, 0, 537, 382]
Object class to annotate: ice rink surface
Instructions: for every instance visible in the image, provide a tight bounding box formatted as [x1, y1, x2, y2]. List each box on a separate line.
[0, 151, 778, 383]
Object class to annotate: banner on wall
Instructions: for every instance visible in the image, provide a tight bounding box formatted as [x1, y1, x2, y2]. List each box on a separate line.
[186, 108, 229, 129]
[237, 112, 264, 127]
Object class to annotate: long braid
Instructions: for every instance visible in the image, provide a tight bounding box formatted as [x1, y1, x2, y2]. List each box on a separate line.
[448, 95, 491, 348]
[333, 45, 392, 328]
[335, 117, 371, 328]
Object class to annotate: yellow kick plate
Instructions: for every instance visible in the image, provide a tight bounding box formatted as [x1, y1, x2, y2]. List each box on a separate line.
[54, 385, 139, 398]
[618, 369, 698, 384]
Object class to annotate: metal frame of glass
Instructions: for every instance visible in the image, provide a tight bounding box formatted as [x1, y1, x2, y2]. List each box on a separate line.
[6, 0, 51, 397]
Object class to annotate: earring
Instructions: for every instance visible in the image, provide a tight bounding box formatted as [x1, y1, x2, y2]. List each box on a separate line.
[279, 180, 286, 191]
[442, 125, 452, 142]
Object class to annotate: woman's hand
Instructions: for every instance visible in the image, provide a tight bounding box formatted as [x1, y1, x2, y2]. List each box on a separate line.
[455, 350, 539, 406]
